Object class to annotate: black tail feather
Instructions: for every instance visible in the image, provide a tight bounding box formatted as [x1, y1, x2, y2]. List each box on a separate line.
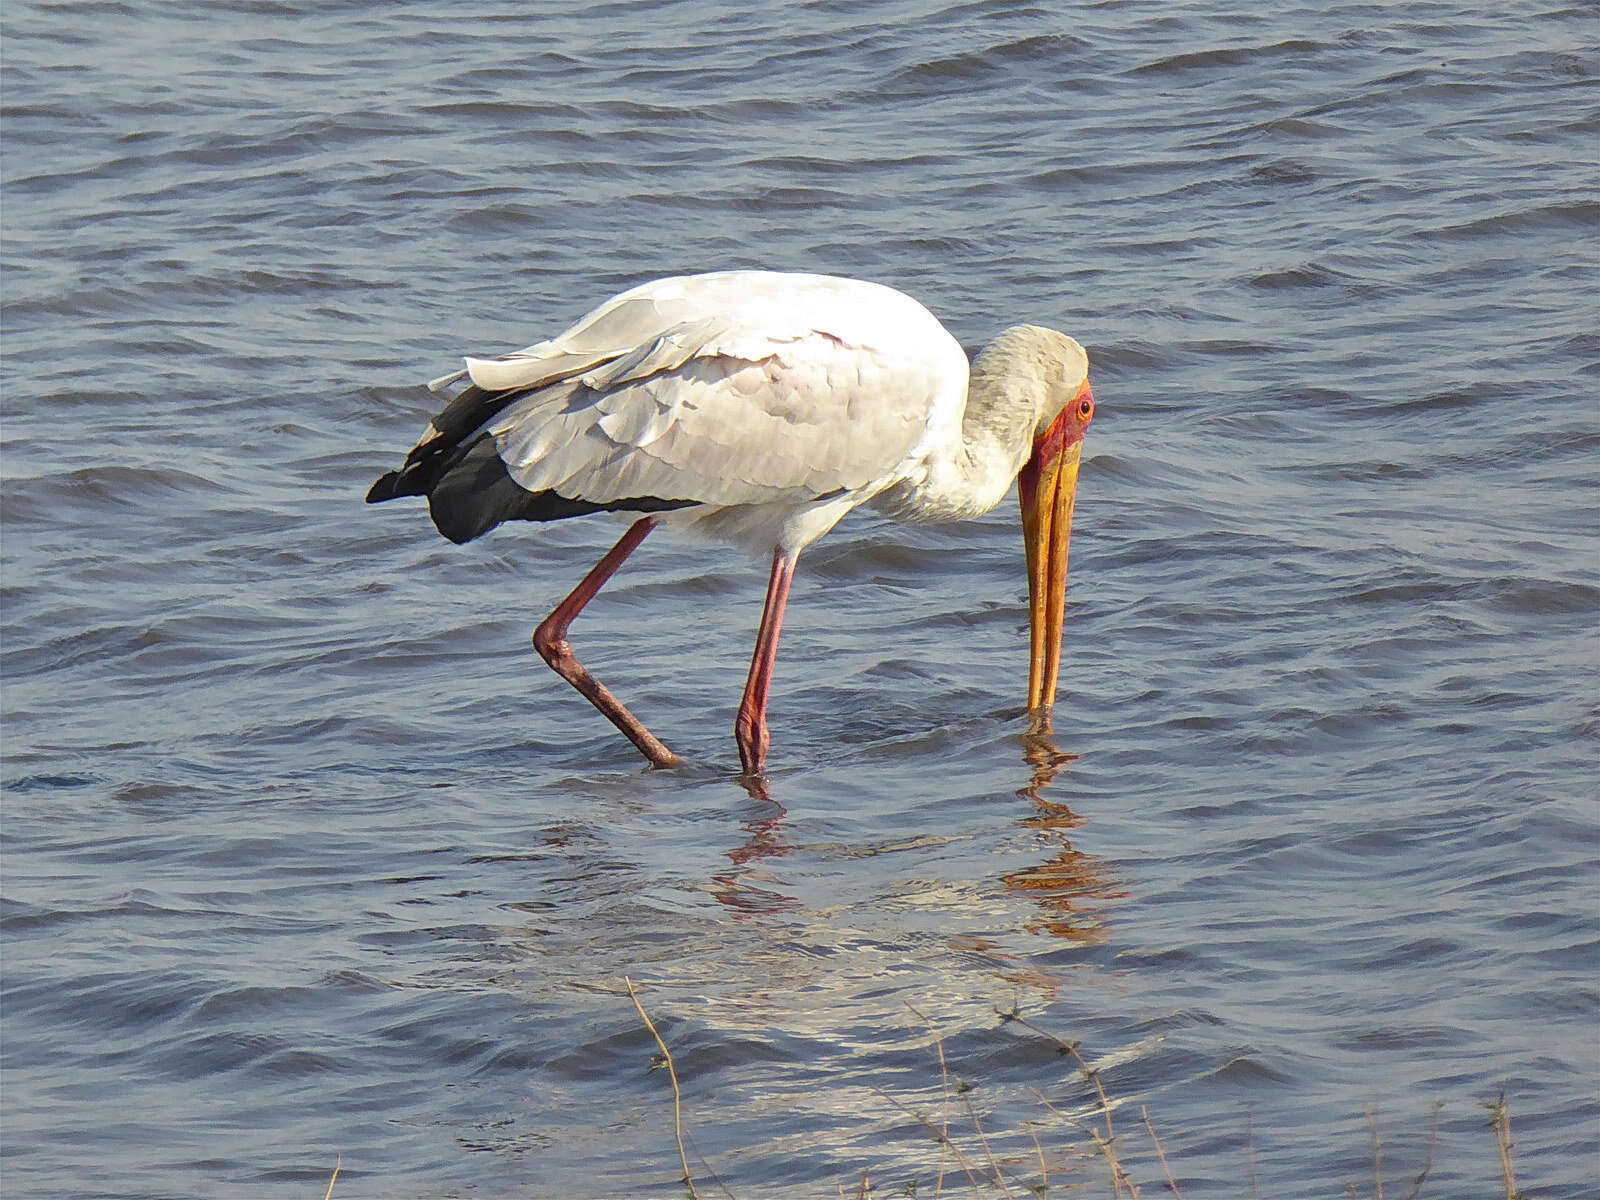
[426, 383, 524, 451]
[367, 382, 534, 507]
[365, 467, 417, 504]
[369, 371, 699, 542]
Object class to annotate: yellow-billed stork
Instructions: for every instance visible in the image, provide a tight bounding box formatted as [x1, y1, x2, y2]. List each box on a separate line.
[367, 271, 1094, 775]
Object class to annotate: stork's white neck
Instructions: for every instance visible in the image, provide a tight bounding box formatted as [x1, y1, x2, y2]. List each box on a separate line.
[873, 325, 1085, 524]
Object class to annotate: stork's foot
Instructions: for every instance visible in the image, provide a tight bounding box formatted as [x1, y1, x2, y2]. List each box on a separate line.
[735, 769, 775, 805]
[1025, 705, 1055, 738]
[734, 706, 769, 777]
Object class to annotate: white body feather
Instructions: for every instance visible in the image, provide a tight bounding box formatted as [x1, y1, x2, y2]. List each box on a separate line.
[429, 271, 990, 554]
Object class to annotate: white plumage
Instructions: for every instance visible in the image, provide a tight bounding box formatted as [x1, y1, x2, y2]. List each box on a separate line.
[424, 271, 977, 554]
[368, 270, 1095, 775]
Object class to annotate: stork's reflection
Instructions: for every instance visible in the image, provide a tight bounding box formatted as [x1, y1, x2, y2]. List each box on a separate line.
[709, 787, 799, 913]
[1005, 727, 1122, 944]
[706, 728, 1121, 937]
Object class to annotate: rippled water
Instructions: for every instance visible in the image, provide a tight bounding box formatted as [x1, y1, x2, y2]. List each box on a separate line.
[4, 2, 1596, 1196]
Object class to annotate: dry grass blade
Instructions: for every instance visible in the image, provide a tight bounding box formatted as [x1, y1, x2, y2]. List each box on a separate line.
[869, 1085, 983, 1192]
[997, 1007, 1079, 1057]
[1030, 1086, 1135, 1199]
[1086, 1125, 1139, 1198]
[1058, 1032, 1135, 1197]
[998, 1004, 1117, 1153]
[997, 1004, 1162, 1196]
[1027, 1122, 1048, 1194]
[323, 1154, 341, 1200]
[1141, 1105, 1180, 1198]
[906, 1003, 955, 1196]
[1404, 1101, 1441, 1200]
[1486, 1093, 1521, 1200]
[625, 976, 699, 1199]
[1062, 1041, 1115, 1148]
[959, 1091, 1015, 1199]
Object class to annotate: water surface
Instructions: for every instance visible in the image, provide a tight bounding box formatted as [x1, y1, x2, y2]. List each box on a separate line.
[3, 1, 1597, 1196]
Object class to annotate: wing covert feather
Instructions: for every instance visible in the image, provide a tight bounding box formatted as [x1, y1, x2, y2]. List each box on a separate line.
[453, 274, 966, 510]
[489, 329, 962, 509]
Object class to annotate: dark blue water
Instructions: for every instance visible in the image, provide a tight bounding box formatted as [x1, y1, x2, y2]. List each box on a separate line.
[4, 2, 1596, 1196]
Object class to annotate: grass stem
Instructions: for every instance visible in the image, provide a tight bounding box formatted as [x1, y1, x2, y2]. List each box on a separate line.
[1141, 1105, 1180, 1198]
[626, 976, 699, 1199]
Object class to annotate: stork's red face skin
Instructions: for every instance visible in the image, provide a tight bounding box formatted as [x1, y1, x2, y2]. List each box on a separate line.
[1018, 379, 1093, 720]
[1018, 382, 1094, 513]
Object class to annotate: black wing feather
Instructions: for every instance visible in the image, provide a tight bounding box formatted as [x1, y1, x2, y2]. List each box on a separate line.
[366, 384, 530, 503]
[367, 383, 693, 544]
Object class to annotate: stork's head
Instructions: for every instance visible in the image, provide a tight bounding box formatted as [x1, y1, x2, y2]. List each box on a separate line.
[1014, 329, 1094, 721]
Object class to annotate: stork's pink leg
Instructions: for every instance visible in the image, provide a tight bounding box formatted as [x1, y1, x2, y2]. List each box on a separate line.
[532, 517, 680, 767]
[735, 548, 797, 776]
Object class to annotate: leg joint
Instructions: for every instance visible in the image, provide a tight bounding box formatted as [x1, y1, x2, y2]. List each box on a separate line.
[532, 621, 570, 666]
